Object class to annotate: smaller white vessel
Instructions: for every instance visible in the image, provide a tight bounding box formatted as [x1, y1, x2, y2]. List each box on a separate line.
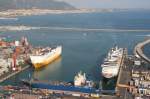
[74, 71, 94, 88]
[74, 71, 86, 87]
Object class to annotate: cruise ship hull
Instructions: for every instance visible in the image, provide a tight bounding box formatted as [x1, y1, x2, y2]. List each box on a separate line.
[102, 67, 119, 78]
[30, 46, 62, 69]
[101, 46, 124, 79]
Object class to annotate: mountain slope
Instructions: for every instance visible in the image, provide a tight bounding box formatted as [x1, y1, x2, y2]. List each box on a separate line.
[0, 0, 76, 11]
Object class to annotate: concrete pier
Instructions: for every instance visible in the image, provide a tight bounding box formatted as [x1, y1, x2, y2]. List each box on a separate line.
[115, 49, 127, 94]
[134, 38, 150, 63]
[114, 48, 134, 99]
[0, 65, 30, 83]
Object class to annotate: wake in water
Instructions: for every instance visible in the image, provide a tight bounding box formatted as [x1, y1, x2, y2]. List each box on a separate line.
[136, 34, 150, 37]
[0, 25, 150, 32]
[41, 27, 150, 32]
[0, 17, 18, 20]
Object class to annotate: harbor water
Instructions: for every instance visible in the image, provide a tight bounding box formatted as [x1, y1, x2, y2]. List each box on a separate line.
[0, 10, 150, 89]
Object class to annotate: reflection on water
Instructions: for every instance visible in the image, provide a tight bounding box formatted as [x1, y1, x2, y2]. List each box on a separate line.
[33, 57, 62, 80]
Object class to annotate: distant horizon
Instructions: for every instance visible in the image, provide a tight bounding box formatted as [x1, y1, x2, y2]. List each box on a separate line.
[75, 7, 150, 10]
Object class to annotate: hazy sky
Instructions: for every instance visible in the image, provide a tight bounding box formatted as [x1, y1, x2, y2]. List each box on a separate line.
[57, 0, 150, 9]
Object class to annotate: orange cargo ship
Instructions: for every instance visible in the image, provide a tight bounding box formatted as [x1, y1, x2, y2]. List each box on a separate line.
[30, 46, 62, 69]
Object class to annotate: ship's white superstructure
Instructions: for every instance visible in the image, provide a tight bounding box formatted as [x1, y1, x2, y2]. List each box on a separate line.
[74, 71, 86, 86]
[101, 46, 124, 78]
[74, 71, 94, 88]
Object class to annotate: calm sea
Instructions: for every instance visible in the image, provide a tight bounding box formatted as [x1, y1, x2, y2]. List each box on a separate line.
[0, 10, 150, 89]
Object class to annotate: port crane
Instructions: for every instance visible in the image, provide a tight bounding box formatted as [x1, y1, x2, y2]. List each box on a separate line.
[11, 37, 29, 71]
[12, 46, 21, 71]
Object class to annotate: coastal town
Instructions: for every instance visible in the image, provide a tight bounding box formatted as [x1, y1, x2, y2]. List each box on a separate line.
[0, 0, 150, 99]
[0, 8, 113, 18]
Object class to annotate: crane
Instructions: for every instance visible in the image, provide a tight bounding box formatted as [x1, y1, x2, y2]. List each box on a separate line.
[12, 46, 20, 71]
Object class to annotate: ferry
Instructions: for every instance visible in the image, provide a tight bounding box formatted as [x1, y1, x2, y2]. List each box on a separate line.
[30, 46, 62, 69]
[101, 46, 124, 78]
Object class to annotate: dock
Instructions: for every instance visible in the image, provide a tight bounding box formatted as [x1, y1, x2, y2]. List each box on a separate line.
[115, 48, 134, 99]
[115, 48, 126, 93]
[114, 38, 150, 98]
[1, 37, 150, 98]
[134, 38, 150, 63]
[0, 65, 30, 83]
[0, 47, 138, 99]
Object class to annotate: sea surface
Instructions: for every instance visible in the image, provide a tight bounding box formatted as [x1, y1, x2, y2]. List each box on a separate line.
[0, 10, 150, 89]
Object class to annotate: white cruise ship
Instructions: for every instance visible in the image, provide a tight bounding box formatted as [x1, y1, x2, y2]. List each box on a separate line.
[101, 46, 124, 78]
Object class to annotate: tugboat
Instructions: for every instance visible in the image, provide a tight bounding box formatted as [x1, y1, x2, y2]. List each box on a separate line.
[74, 71, 94, 88]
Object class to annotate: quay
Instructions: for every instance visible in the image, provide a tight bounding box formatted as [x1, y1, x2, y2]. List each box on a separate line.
[1, 37, 149, 99]
[0, 47, 140, 99]
[114, 48, 136, 99]
[134, 38, 150, 63]
[114, 38, 150, 99]
[0, 65, 30, 83]
[0, 84, 120, 99]
[100, 46, 133, 99]
[115, 48, 131, 97]
[0, 36, 32, 83]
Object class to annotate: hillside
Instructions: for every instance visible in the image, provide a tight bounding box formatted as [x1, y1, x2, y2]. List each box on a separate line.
[0, 0, 76, 11]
